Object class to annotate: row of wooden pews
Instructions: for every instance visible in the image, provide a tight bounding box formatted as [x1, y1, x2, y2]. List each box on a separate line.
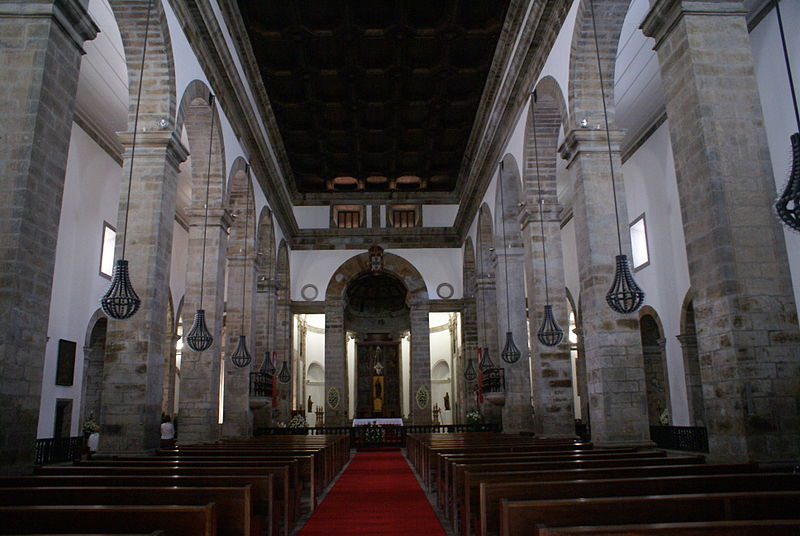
[0, 434, 349, 536]
[405, 432, 800, 536]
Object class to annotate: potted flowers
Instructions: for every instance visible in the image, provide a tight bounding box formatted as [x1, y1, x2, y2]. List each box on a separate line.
[362, 422, 385, 448]
[287, 414, 308, 434]
[82, 418, 100, 454]
[466, 409, 483, 428]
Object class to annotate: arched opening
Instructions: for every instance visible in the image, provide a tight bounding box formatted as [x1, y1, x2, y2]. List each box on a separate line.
[345, 271, 409, 420]
[83, 316, 108, 425]
[640, 310, 670, 426]
[680, 295, 705, 426]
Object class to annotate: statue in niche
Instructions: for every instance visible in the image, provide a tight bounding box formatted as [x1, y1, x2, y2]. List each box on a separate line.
[443, 392, 450, 411]
[307, 395, 313, 413]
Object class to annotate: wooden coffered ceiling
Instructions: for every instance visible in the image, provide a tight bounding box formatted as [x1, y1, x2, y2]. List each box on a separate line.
[237, 0, 511, 197]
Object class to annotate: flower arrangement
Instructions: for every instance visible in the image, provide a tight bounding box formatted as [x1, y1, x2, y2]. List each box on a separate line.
[287, 415, 308, 429]
[82, 418, 100, 436]
[466, 409, 483, 425]
[363, 422, 385, 444]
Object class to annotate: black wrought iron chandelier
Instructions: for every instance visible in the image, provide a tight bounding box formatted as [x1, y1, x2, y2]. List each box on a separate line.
[774, 0, 800, 231]
[263, 351, 276, 376]
[497, 161, 522, 363]
[101, 0, 156, 320]
[278, 360, 291, 384]
[530, 91, 564, 347]
[464, 357, 477, 381]
[231, 166, 253, 368]
[476, 207, 495, 371]
[185, 94, 217, 352]
[589, 0, 644, 314]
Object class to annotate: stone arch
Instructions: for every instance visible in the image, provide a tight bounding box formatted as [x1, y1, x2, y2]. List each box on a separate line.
[639, 306, 670, 426]
[254, 207, 277, 374]
[463, 236, 476, 299]
[527, 77, 569, 207]
[679, 289, 704, 426]
[275, 240, 292, 419]
[568, 0, 632, 125]
[325, 252, 429, 304]
[162, 292, 178, 417]
[82, 310, 108, 425]
[177, 80, 227, 211]
[108, 0, 177, 129]
[222, 160, 257, 437]
[475, 203, 498, 360]
[459, 236, 478, 422]
[432, 360, 451, 381]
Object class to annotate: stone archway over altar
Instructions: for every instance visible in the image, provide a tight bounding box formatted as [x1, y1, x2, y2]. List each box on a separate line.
[324, 251, 431, 425]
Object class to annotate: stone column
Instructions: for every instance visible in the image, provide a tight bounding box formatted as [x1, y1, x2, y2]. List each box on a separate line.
[178, 208, 230, 444]
[460, 295, 478, 420]
[275, 280, 292, 421]
[409, 302, 432, 424]
[559, 128, 650, 447]
[521, 207, 575, 437]
[324, 299, 347, 425]
[643, 0, 800, 461]
[100, 130, 187, 455]
[255, 277, 278, 365]
[573, 327, 589, 422]
[494, 248, 535, 433]
[0, 0, 96, 473]
[223, 251, 256, 438]
[677, 333, 705, 426]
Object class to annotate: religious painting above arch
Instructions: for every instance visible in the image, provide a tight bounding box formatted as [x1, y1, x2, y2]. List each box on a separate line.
[235, 0, 511, 197]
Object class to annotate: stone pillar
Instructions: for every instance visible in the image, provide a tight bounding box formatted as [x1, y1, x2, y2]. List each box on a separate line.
[255, 278, 278, 366]
[223, 251, 255, 438]
[677, 333, 705, 426]
[643, 0, 800, 461]
[324, 299, 347, 425]
[559, 128, 650, 447]
[494, 248, 535, 433]
[573, 327, 589, 422]
[178, 208, 230, 444]
[99, 131, 187, 455]
[643, 338, 670, 426]
[460, 295, 478, 420]
[275, 280, 292, 421]
[409, 302, 432, 424]
[0, 0, 96, 473]
[521, 207, 575, 437]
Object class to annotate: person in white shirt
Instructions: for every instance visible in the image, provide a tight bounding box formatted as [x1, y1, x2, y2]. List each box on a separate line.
[160, 414, 176, 449]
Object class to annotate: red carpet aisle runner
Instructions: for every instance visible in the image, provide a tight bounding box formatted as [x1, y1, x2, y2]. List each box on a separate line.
[297, 451, 448, 535]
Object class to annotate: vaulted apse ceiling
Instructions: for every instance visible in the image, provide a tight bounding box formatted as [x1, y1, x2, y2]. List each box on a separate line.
[237, 0, 511, 194]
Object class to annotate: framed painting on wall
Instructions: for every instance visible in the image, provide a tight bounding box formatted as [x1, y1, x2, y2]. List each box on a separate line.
[56, 339, 77, 386]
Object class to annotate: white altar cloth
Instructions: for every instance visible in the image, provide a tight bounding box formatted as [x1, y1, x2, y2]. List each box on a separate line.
[352, 418, 404, 427]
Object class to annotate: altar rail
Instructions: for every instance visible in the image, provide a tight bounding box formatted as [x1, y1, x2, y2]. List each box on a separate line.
[650, 425, 709, 453]
[34, 436, 84, 465]
[255, 423, 502, 448]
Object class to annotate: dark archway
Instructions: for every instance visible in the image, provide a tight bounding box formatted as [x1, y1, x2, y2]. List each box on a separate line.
[640, 308, 670, 426]
[680, 291, 705, 426]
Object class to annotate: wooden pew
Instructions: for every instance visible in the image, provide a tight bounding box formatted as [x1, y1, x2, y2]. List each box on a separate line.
[468, 463, 757, 536]
[499, 491, 800, 536]
[450, 454, 706, 528]
[34, 465, 292, 536]
[478, 472, 800, 536]
[0, 504, 216, 536]
[0, 474, 273, 536]
[0, 486, 253, 536]
[536, 519, 800, 535]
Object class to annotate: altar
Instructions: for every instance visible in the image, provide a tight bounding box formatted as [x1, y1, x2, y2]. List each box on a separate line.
[352, 418, 404, 427]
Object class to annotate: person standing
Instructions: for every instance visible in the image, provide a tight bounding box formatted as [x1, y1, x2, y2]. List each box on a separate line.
[160, 415, 176, 449]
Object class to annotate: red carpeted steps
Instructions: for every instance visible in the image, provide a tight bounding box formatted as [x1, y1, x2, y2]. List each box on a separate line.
[298, 451, 447, 536]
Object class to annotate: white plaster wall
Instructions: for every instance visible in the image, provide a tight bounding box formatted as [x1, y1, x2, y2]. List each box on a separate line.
[561, 218, 580, 306]
[429, 313, 454, 425]
[621, 120, 691, 424]
[422, 204, 460, 227]
[170, 222, 189, 318]
[750, 2, 800, 317]
[290, 249, 463, 301]
[294, 206, 330, 229]
[401, 334, 411, 418]
[38, 124, 122, 437]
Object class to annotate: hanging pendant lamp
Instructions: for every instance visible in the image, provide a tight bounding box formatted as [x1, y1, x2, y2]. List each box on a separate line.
[497, 161, 522, 363]
[588, 0, 644, 314]
[464, 358, 477, 381]
[530, 91, 564, 347]
[231, 165, 253, 368]
[474, 206, 497, 371]
[774, 0, 800, 231]
[186, 94, 218, 352]
[101, 0, 157, 320]
[263, 351, 276, 376]
[278, 360, 291, 384]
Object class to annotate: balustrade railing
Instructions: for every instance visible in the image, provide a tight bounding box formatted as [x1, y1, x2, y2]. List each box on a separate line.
[649, 425, 709, 453]
[254, 423, 501, 448]
[34, 436, 83, 465]
[249, 372, 273, 398]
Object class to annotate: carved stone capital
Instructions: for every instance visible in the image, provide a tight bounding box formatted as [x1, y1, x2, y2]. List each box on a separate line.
[118, 130, 190, 172]
[641, 0, 748, 51]
[1, 1, 99, 53]
[519, 204, 562, 230]
[558, 128, 625, 168]
[186, 207, 234, 230]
